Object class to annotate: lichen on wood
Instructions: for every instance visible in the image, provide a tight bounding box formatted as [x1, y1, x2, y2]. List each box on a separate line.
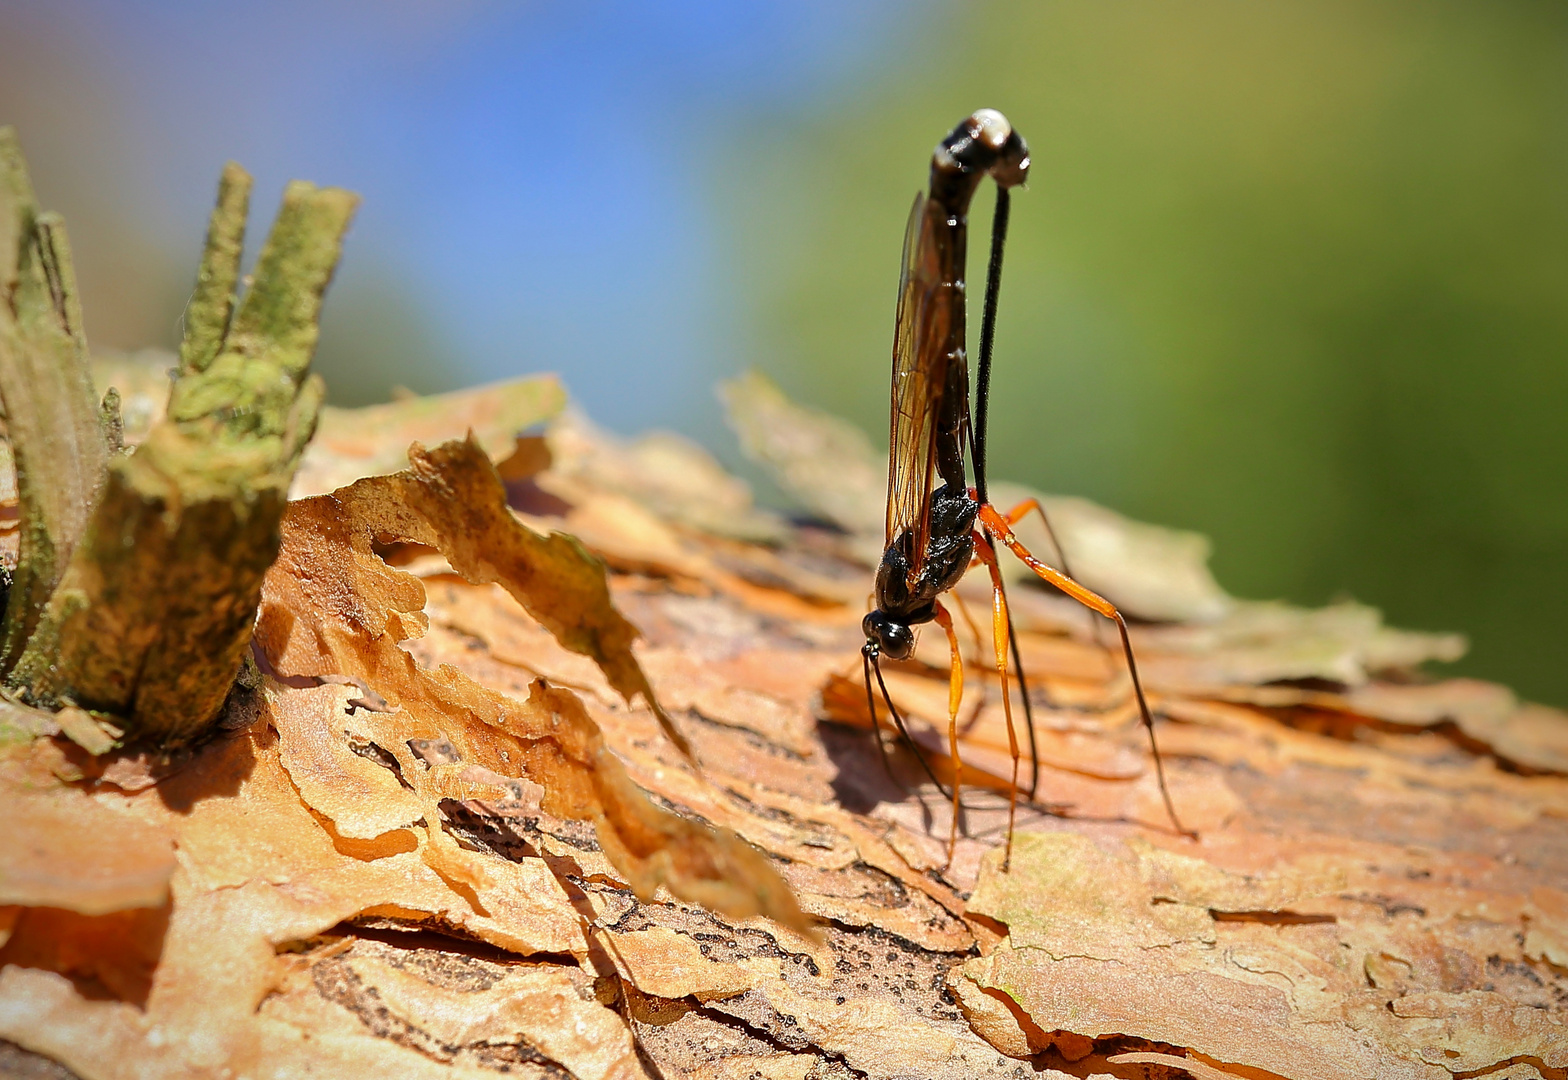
[0, 134, 359, 746]
[0, 129, 109, 676]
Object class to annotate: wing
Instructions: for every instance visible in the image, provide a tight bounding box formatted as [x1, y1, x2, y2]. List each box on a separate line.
[884, 192, 953, 583]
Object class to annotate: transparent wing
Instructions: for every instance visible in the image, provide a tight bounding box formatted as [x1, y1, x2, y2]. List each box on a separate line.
[884, 192, 952, 582]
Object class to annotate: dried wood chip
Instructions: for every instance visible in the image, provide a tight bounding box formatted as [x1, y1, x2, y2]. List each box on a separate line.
[258, 440, 811, 934]
[269, 682, 423, 839]
[52, 707, 119, 757]
[341, 952, 648, 1080]
[303, 435, 690, 757]
[597, 926, 767, 1001]
[0, 781, 173, 913]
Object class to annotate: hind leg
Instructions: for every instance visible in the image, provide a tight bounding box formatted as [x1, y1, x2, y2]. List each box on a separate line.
[998, 497, 1073, 578]
[977, 504, 1193, 840]
[969, 532, 1023, 869]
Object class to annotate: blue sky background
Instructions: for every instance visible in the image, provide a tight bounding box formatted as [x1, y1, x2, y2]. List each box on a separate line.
[0, 0, 921, 427]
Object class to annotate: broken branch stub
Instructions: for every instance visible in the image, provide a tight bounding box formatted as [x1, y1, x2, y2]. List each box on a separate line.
[177, 161, 249, 377]
[9, 167, 358, 745]
[0, 129, 110, 676]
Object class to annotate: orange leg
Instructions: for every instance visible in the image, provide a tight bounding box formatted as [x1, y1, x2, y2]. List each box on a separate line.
[976, 503, 1194, 840]
[970, 532, 1022, 870]
[948, 587, 987, 667]
[999, 497, 1073, 578]
[963, 552, 1044, 800]
[930, 600, 965, 862]
[1001, 496, 1101, 647]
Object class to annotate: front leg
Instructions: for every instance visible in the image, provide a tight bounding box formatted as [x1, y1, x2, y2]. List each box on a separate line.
[931, 600, 965, 865]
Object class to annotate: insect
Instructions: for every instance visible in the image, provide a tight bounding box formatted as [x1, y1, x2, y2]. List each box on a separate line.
[860, 108, 1190, 866]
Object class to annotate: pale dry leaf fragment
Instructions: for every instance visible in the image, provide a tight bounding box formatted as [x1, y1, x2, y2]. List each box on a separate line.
[718, 369, 886, 542]
[545, 407, 785, 543]
[1135, 599, 1467, 688]
[291, 374, 567, 497]
[52, 706, 119, 756]
[0, 779, 174, 913]
[335, 435, 692, 759]
[0, 694, 59, 744]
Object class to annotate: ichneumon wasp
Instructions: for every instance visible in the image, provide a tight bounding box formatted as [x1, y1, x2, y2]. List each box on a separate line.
[860, 108, 1192, 867]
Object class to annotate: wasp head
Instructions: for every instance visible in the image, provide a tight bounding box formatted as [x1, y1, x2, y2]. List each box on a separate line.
[862, 610, 915, 662]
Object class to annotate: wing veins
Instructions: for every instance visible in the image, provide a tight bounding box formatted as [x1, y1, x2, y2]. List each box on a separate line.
[884, 192, 950, 586]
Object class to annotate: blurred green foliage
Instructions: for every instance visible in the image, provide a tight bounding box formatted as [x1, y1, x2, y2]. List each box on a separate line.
[720, 0, 1568, 706]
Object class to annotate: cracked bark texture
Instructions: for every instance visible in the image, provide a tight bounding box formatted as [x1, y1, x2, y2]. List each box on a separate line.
[1, 378, 1562, 1080]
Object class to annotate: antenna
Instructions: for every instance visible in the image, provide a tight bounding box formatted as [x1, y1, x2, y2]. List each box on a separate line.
[971, 186, 1010, 506]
